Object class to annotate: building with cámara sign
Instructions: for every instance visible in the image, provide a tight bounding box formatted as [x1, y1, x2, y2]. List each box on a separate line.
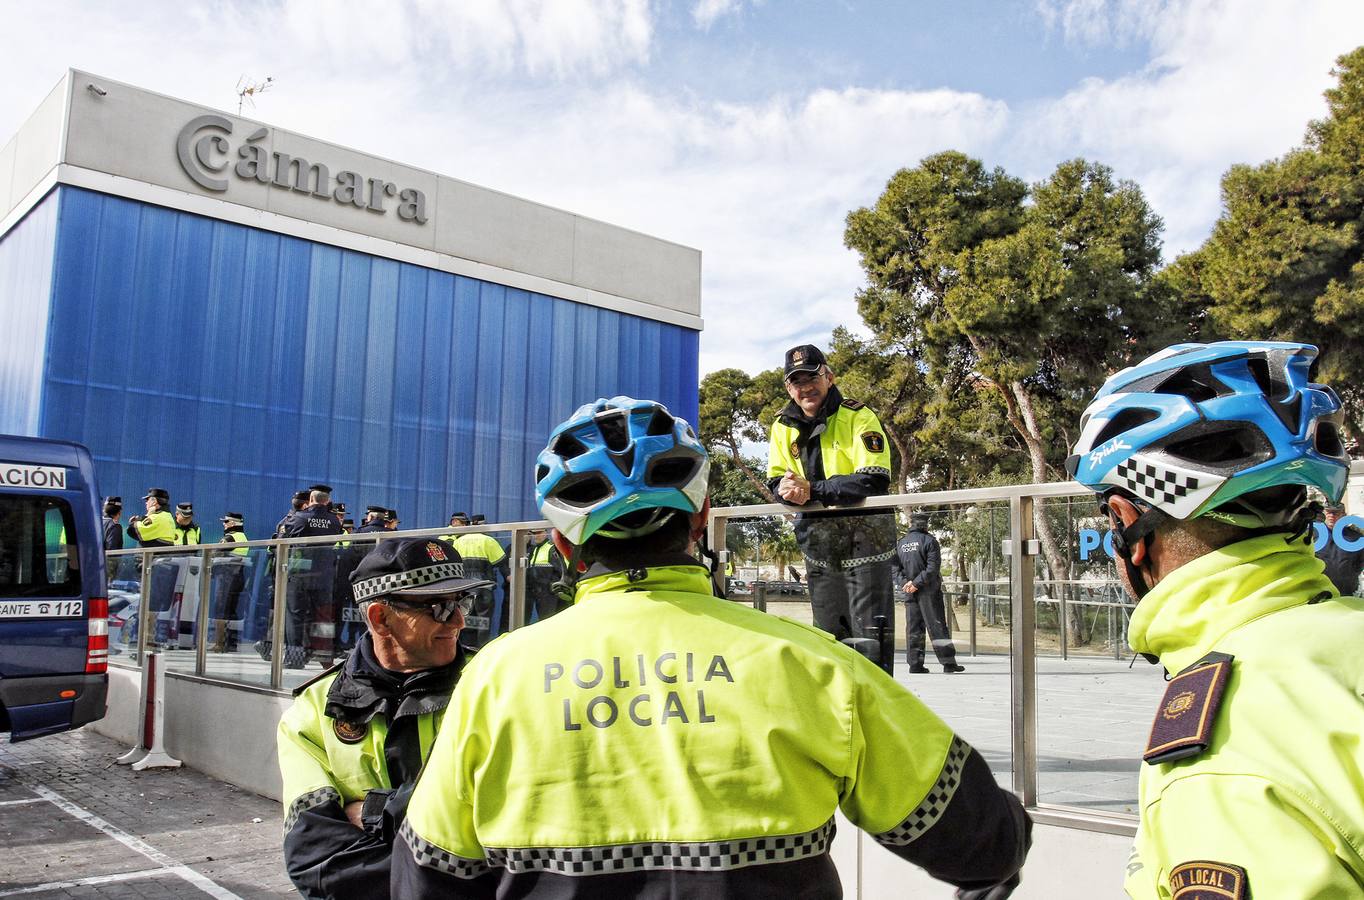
[0, 70, 702, 535]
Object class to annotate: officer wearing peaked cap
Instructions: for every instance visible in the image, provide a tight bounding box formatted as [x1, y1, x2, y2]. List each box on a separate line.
[278, 538, 490, 899]
[128, 488, 178, 644]
[767, 344, 897, 672]
[211, 512, 250, 653]
[102, 496, 124, 552]
[279, 485, 344, 668]
[173, 502, 201, 546]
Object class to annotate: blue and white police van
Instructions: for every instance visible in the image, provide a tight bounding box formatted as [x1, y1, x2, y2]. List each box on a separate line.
[0, 435, 108, 741]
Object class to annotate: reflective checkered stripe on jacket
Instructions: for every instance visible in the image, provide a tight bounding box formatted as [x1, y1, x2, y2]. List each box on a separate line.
[871, 735, 968, 846]
[284, 786, 340, 833]
[400, 817, 835, 879]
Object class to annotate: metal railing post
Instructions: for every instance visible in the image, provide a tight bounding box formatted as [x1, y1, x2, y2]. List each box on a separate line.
[508, 527, 528, 631]
[753, 580, 767, 613]
[137, 550, 151, 664]
[270, 543, 289, 690]
[969, 589, 977, 657]
[1008, 493, 1038, 806]
[195, 548, 212, 675]
[708, 515, 728, 598]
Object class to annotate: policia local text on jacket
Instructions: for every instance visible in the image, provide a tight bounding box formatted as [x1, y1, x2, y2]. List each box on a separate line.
[1124, 534, 1364, 899]
[278, 632, 471, 898]
[391, 559, 1031, 897]
[767, 384, 896, 652]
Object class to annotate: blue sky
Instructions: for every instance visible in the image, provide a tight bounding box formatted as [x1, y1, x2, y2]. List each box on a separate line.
[2, 0, 1361, 375]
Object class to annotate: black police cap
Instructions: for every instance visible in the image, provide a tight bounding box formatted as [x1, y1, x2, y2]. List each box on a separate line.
[176, 502, 194, 514]
[308, 484, 333, 495]
[104, 496, 123, 509]
[366, 505, 387, 515]
[384, 508, 399, 522]
[350, 538, 493, 602]
[143, 488, 170, 502]
[292, 490, 310, 503]
[783, 344, 827, 379]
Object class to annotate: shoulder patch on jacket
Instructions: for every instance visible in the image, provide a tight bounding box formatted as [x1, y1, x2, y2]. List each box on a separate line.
[1144, 652, 1233, 765]
[840, 398, 865, 410]
[1169, 860, 1247, 899]
[861, 431, 885, 453]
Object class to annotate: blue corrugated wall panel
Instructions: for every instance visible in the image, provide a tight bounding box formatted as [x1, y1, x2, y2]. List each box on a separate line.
[0, 190, 60, 435]
[38, 187, 699, 539]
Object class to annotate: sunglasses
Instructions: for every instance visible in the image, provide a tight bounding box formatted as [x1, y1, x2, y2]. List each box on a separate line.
[384, 593, 474, 623]
[786, 371, 825, 387]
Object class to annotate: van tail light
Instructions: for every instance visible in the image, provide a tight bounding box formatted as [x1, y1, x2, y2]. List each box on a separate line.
[87, 597, 109, 674]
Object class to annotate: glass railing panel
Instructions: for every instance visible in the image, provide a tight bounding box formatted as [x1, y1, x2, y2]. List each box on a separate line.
[721, 500, 1014, 789]
[199, 546, 277, 687]
[439, 528, 514, 647]
[1032, 495, 1154, 814]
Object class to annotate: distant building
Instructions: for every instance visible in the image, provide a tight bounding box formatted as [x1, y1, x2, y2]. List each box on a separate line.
[0, 71, 701, 535]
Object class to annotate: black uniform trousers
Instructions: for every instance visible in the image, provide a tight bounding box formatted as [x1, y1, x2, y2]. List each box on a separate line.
[797, 512, 895, 671]
[905, 587, 957, 668]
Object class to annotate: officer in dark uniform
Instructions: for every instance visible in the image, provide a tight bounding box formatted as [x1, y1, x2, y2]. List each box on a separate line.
[102, 497, 124, 552]
[279, 486, 343, 668]
[892, 512, 964, 674]
[525, 527, 567, 622]
[102, 497, 124, 581]
[255, 491, 314, 660]
[335, 507, 388, 657]
[278, 537, 490, 898]
[1317, 501, 1364, 596]
[766, 344, 897, 672]
[384, 509, 400, 530]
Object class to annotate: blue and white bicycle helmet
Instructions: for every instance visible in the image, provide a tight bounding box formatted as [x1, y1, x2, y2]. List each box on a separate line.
[535, 397, 710, 544]
[1067, 341, 1348, 529]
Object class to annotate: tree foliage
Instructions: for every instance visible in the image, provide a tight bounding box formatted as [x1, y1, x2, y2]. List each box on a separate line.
[845, 153, 1176, 486]
[1171, 47, 1364, 433]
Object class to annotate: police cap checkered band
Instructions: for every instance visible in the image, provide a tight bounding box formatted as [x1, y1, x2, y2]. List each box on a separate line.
[350, 538, 493, 601]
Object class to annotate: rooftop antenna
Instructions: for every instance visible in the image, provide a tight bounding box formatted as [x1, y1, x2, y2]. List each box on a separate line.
[235, 75, 274, 116]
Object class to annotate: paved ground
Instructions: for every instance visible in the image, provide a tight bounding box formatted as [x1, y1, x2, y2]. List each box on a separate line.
[0, 729, 291, 898]
[0, 644, 1163, 896]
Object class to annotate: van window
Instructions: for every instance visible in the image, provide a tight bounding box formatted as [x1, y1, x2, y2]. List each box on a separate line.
[0, 496, 81, 597]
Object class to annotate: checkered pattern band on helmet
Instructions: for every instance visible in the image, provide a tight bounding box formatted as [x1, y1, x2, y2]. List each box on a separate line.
[352, 562, 467, 602]
[400, 819, 493, 879]
[873, 736, 968, 846]
[284, 786, 340, 834]
[1113, 459, 1201, 507]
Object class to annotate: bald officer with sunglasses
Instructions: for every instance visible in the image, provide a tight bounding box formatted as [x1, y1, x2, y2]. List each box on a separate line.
[277, 539, 491, 899]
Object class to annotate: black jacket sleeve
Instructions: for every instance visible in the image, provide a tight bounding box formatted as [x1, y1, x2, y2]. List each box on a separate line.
[889, 536, 906, 585]
[283, 795, 395, 900]
[873, 744, 1032, 891]
[810, 470, 891, 505]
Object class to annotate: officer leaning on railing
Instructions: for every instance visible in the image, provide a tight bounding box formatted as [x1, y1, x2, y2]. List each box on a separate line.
[277, 537, 490, 899]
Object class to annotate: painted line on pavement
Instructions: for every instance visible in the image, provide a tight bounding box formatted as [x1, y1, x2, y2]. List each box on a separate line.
[0, 798, 44, 807]
[0, 867, 168, 896]
[27, 783, 244, 899]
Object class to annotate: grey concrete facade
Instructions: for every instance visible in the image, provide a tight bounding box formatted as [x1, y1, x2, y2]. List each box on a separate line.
[1, 70, 702, 329]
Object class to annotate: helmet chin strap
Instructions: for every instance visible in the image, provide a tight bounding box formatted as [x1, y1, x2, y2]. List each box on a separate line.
[1108, 504, 1167, 602]
[550, 544, 586, 606]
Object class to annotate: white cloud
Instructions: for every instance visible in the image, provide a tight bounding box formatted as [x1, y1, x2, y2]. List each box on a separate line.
[1034, 0, 1174, 47]
[1022, 0, 1364, 255]
[692, 0, 743, 30]
[1, 0, 1359, 384]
